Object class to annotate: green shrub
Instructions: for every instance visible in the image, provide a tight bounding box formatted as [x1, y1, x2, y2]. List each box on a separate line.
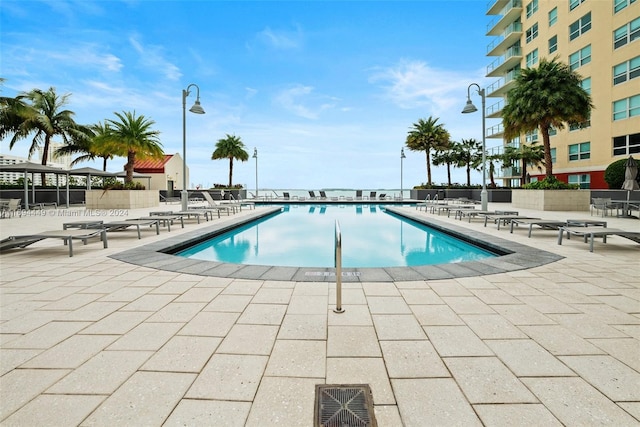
[604, 157, 639, 189]
[522, 176, 579, 190]
[102, 181, 145, 190]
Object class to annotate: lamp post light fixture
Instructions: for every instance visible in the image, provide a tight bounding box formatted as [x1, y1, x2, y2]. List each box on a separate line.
[462, 83, 487, 211]
[181, 83, 205, 212]
[253, 147, 258, 199]
[400, 147, 406, 200]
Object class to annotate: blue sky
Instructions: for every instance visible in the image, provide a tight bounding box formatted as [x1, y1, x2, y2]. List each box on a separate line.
[1, 0, 496, 190]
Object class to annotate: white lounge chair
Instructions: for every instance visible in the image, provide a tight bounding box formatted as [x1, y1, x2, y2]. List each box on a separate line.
[4, 229, 107, 257]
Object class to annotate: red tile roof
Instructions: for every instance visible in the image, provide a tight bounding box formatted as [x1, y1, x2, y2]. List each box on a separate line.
[133, 154, 173, 173]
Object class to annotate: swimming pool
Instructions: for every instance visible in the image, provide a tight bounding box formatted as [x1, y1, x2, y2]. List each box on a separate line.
[176, 204, 496, 268]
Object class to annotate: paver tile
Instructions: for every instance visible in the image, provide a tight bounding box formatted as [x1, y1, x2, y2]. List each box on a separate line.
[442, 296, 496, 314]
[2, 321, 90, 349]
[559, 355, 640, 401]
[83, 371, 196, 426]
[410, 304, 464, 326]
[473, 404, 562, 426]
[519, 325, 605, 355]
[204, 294, 252, 312]
[107, 322, 183, 351]
[287, 295, 328, 314]
[0, 369, 69, 420]
[327, 326, 381, 357]
[237, 303, 287, 325]
[392, 378, 482, 426]
[444, 357, 538, 404]
[366, 296, 411, 314]
[523, 377, 639, 426]
[251, 288, 293, 304]
[141, 336, 221, 372]
[186, 354, 268, 401]
[178, 311, 240, 337]
[424, 326, 493, 357]
[372, 314, 426, 340]
[380, 340, 449, 378]
[326, 358, 395, 404]
[399, 288, 443, 304]
[588, 338, 640, 371]
[22, 334, 118, 369]
[461, 314, 528, 339]
[485, 339, 575, 377]
[163, 399, 251, 427]
[1, 394, 105, 427]
[245, 377, 318, 426]
[278, 314, 327, 339]
[265, 340, 326, 377]
[48, 350, 152, 394]
[327, 305, 372, 326]
[216, 324, 278, 355]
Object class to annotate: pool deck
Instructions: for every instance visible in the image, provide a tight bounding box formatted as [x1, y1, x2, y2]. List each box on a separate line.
[1, 202, 639, 426]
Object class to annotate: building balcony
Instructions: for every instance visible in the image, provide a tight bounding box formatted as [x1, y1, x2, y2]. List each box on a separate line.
[487, 0, 510, 15]
[487, 46, 522, 77]
[486, 99, 506, 118]
[501, 166, 522, 178]
[487, 0, 523, 36]
[486, 69, 520, 97]
[487, 22, 522, 55]
[487, 123, 504, 139]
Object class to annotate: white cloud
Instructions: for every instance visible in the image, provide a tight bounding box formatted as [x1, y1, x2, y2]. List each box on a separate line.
[274, 84, 337, 119]
[256, 25, 303, 50]
[129, 35, 182, 81]
[369, 59, 469, 113]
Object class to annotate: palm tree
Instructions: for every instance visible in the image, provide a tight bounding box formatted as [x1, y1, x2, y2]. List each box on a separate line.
[406, 117, 449, 186]
[502, 142, 545, 185]
[453, 138, 483, 187]
[502, 57, 593, 178]
[106, 111, 163, 184]
[432, 140, 455, 187]
[55, 121, 115, 171]
[212, 134, 249, 188]
[1, 87, 86, 183]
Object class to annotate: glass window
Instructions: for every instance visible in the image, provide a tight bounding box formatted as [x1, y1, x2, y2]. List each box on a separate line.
[613, 133, 640, 156]
[569, 0, 586, 11]
[614, 17, 640, 49]
[581, 77, 591, 94]
[569, 45, 591, 70]
[526, 49, 539, 67]
[613, 56, 640, 85]
[549, 35, 558, 53]
[526, 23, 539, 43]
[526, 129, 539, 143]
[568, 174, 590, 189]
[549, 7, 558, 26]
[614, 0, 637, 13]
[569, 13, 591, 41]
[613, 95, 640, 120]
[526, 0, 539, 18]
[569, 142, 590, 161]
[550, 147, 557, 163]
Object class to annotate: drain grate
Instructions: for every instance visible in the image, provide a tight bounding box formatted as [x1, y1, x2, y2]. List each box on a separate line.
[314, 384, 377, 427]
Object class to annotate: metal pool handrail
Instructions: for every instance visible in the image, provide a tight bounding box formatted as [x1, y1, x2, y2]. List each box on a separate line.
[334, 220, 344, 313]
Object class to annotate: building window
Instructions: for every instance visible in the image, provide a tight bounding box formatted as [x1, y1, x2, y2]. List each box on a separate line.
[526, 49, 539, 67]
[613, 133, 640, 156]
[525, 129, 538, 143]
[569, 13, 591, 41]
[614, 0, 637, 13]
[549, 7, 558, 26]
[569, 142, 590, 161]
[550, 147, 557, 163]
[526, 0, 539, 18]
[569, 0, 586, 11]
[549, 127, 557, 136]
[549, 35, 558, 53]
[568, 174, 590, 189]
[526, 23, 539, 43]
[614, 17, 640, 49]
[569, 45, 591, 70]
[581, 77, 591, 94]
[613, 95, 640, 120]
[570, 120, 590, 131]
[613, 56, 640, 85]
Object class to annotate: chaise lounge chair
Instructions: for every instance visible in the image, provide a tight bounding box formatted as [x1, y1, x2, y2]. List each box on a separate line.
[355, 190, 363, 200]
[2, 229, 108, 257]
[308, 191, 317, 200]
[558, 226, 640, 252]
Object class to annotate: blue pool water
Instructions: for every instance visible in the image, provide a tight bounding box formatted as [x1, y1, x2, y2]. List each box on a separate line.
[177, 205, 496, 268]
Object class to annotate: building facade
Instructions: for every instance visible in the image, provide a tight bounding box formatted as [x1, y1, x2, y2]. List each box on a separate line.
[133, 153, 188, 192]
[486, 0, 639, 188]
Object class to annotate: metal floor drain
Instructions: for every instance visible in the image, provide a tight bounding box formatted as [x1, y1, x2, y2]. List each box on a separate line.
[314, 384, 377, 427]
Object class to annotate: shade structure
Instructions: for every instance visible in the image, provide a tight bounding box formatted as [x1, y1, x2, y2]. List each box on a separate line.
[622, 156, 639, 191]
[0, 162, 69, 208]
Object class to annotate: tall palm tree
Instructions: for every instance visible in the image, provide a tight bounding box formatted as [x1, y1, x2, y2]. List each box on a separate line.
[106, 111, 163, 184]
[502, 57, 593, 178]
[55, 121, 115, 171]
[212, 134, 249, 188]
[502, 142, 545, 185]
[431, 140, 455, 187]
[1, 87, 86, 183]
[406, 116, 449, 186]
[453, 138, 483, 187]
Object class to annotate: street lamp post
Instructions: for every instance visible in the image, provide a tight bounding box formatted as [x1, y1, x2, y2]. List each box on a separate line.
[462, 83, 487, 211]
[181, 84, 205, 212]
[400, 147, 406, 200]
[253, 147, 258, 199]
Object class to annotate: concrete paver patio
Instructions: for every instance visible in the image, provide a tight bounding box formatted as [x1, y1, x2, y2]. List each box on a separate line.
[0, 202, 638, 426]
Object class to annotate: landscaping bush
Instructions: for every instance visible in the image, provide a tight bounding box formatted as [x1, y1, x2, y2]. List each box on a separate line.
[522, 176, 578, 190]
[604, 157, 639, 189]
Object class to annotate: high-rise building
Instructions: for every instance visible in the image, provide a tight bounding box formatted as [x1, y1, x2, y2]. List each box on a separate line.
[485, 0, 639, 188]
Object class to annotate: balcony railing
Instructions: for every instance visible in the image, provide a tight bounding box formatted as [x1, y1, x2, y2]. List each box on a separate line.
[486, 22, 522, 54]
[487, 46, 522, 74]
[486, 0, 523, 35]
[486, 99, 506, 117]
[487, 123, 504, 138]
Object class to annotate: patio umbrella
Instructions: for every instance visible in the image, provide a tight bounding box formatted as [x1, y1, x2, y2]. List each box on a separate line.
[622, 156, 639, 202]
